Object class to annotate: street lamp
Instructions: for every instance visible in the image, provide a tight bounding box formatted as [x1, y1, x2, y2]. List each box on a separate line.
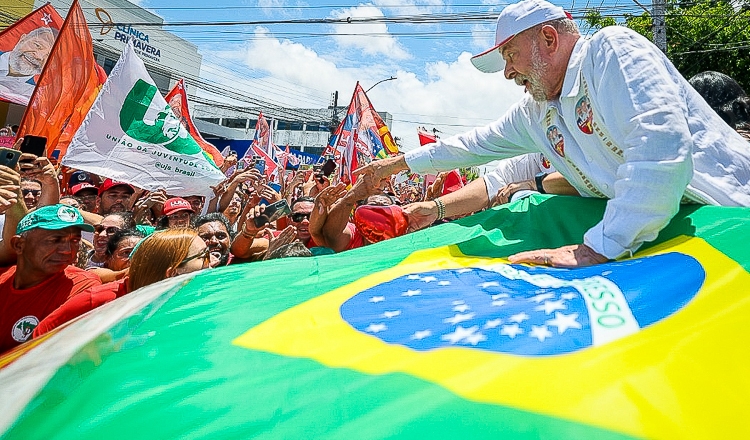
[365, 76, 397, 93]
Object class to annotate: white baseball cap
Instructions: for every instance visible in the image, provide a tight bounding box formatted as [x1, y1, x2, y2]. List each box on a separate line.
[471, 0, 571, 73]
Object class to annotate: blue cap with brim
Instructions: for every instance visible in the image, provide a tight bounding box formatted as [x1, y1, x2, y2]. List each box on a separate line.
[16, 204, 95, 235]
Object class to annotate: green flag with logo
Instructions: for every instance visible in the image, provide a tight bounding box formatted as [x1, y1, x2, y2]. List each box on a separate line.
[1, 195, 749, 439]
[62, 41, 224, 197]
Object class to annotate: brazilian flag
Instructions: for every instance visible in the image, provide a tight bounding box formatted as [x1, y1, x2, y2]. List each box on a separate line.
[1, 195, 749, 439]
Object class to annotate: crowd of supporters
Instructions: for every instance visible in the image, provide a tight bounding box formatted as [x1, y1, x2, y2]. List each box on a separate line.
[1, 69, 748, 354]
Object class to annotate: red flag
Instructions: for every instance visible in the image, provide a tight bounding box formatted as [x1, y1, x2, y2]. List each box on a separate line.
[251, 143, 279, 182]
[16, 0, 105, 158]
[0, 3, 64, 105]
[165, 79, 224, 167]
[326, 82, 399, 184]
[417, 126, 437, 146]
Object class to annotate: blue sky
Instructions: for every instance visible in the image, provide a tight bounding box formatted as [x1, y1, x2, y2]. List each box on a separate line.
[127, 0, 642, 150]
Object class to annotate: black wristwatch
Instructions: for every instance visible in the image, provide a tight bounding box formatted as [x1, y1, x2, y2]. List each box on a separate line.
[535, 173, 547, 194]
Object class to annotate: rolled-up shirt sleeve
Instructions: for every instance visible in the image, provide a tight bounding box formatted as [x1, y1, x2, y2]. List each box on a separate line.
[404, 101, 539, 175]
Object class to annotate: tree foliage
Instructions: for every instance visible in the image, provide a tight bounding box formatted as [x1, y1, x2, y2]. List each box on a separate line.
[583, 0, 750, 90]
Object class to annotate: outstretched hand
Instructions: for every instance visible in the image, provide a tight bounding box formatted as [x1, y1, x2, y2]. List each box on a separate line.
[402, 201, 437, 232]
[352, 155, 408, 187]
[508, 244, 609, 268]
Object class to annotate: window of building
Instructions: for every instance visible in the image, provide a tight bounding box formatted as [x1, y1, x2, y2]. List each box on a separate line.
[221, 118, 248, 129]
[197, 118, 220, 124]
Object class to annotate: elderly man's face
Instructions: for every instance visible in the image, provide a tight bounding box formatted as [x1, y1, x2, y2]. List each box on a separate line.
[9, 32, 54, 77]
[15, 227, 81, 278]
[501, 31, 551, 102]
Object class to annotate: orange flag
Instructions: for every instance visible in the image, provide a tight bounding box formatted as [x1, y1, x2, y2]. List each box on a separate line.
[16, 0, 105, 158]
[165, 79, 224, 166]
[0, 2, 64, 105]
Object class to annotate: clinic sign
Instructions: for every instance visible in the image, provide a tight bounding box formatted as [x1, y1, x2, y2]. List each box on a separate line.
[94, 8, 162, 63]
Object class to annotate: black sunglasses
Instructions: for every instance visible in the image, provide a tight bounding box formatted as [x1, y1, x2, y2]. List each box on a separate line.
[22, 189, 41, 197]
[179, 247, 210, 267]
[94, 225, 120, 235]
[291, 212, 311, 222]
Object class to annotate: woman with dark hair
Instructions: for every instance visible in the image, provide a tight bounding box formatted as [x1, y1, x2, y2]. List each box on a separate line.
[689, 71, 750, 140]
[105, 229, 147, 272]
[33, 228, 212, 337]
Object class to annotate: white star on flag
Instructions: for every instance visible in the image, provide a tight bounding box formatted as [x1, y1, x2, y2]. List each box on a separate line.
[492, 293, 509, 300]
[441, 325, 480, 344]
[438, 281, 451, 286]
[41, 12, 52, 25]
[479, 281, 500, 288]
[535, 299, 567, 315]
[452, 300, 465, 305]
[465, 332, 487, 345]
[484, 318, 502, 329]
[561, 293, 576, 300]
[529, 292, 555, 303]
[491, 299, 507, 307]
[402, 289, 421, 297]
[546, 312, 582, 334]
[509, 312, 530, 323]
[382, 310, 401, 318]
[407, 274, 421, 280]
[421, 276, 437, 283]
[500, 324, 523, 338]
[453, 304, 471, 313]
[530, 325, 553, 342]
[365, 323, 387, 333]
[444, 313, 475, 325]
[369, 296, 385, 303]
[411, 330, 432, 340]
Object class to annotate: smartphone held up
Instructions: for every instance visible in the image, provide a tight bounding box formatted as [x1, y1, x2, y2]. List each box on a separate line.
[253, 200, 291, 228]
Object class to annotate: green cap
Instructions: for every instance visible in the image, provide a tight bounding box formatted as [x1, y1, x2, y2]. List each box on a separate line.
[16, 204, 95, 235]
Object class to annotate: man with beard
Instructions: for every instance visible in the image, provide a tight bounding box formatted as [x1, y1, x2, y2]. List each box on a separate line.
[355, 0, 750, 268]
[193, 213, 233, 266]
[97, 179, 135, 215]
[0, 27, 58, 105]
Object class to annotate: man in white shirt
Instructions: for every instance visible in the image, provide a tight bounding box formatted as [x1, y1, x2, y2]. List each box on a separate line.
[0, 27, 57, 106]
[356, 0, 750, 267]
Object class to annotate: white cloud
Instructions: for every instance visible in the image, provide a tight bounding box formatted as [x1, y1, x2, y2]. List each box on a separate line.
[200, 26, 525, 152]
[471, 22, 495, 52]
[329, 5, 411, 60]
[371, 0, 445, 16]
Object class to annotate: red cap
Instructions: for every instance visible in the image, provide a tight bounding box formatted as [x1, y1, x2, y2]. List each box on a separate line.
[70, 183, 98, 196]
[441, 169, 465, 196]
[353, 205, 408, 244]
[163, 197, 195, 216]
[98, 179, 135, 196]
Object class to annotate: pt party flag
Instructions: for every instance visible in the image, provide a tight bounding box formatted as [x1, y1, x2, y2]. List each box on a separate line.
[165, 79, 224, 167]
[0, 2, 63, 105]
[16, 0, 105, 158]
[62, 42, 224, 197]
[2, 195, 750, 439]
[326, 82, 399, 183]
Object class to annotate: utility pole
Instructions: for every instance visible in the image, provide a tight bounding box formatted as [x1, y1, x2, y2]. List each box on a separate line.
[328, 91, 339, 142]
[652, 0, 667, 53]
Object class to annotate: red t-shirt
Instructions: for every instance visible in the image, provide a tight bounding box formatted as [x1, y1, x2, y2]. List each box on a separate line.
[0, 266, 101, 353]
[33, 278, 128, 338]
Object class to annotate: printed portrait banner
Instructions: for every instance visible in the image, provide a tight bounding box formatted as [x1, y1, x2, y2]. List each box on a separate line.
[164, 79, 224, 167]
[1, 195, 749, 439]
[0, 2, 63, 105]
[63, 42, 225, 197]
[17, 0, 105, 158]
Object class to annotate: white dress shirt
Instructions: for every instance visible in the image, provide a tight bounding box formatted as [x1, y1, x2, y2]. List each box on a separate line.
[405, 26, 750, 259]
